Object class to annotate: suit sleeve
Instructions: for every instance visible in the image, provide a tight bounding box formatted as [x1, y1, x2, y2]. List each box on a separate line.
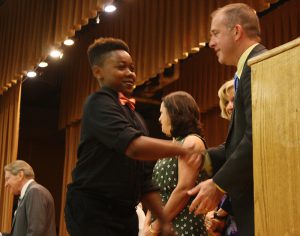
[213, 67, 253, 198]
[25, 187, 54, 236]
[207, 143, 226, 175]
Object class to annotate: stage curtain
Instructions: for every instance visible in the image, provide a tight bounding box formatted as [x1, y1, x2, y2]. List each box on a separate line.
[0, 0, 110, 94]
[0, 80, 22, 231]
[87, 0, 279, 86]
[0, 0, 110, 232]
[58, 0, 283, 129]
[260, 0, 300, 49]
[58, 123, 81, 236]
[0, 0, 56, 94]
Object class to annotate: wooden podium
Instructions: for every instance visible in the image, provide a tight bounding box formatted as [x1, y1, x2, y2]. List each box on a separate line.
[249, 38, 300, 235]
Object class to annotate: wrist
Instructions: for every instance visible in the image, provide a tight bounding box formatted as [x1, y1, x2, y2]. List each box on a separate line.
[149, 222, 160, 234]
[153, 220, 161, 230]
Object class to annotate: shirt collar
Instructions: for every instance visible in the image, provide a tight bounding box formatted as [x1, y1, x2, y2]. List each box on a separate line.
[20, 179, 34, 199]
[236, 43, 259, 78]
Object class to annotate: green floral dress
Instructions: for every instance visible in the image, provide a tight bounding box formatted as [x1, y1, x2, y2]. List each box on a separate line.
[152, 136, 208, 236]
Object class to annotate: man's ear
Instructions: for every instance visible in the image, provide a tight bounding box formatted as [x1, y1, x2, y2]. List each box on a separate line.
[17, 170, 24, 180]
[234, 24, 243, 40]
[92, 65, 102, 80]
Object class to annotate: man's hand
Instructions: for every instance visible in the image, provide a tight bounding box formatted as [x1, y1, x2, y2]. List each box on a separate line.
[187, 179, 224, 215]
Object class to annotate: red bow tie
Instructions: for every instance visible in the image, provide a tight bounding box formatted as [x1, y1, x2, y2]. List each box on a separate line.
[118, 92, 136, 111]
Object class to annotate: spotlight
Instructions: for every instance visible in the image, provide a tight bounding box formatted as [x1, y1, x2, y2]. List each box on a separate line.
[64, 39, 74, 46]
[38, 61, 48, 68]
[104, 4, 116, 13]
[27, 71, 37, 78]
[50, 49, 62, 58]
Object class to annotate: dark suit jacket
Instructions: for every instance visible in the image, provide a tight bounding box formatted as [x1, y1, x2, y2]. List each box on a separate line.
[208, 44, 267, 236]
[2, 181, 57, 236]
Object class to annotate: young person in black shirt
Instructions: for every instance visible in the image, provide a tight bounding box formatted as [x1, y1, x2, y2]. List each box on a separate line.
[64, 37, 201, 236]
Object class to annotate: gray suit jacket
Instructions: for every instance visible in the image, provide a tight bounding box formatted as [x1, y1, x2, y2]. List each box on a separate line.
[3, 181, 57, 236]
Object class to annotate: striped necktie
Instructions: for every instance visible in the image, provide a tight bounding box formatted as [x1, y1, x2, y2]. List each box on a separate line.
[234, 73, 239, 92]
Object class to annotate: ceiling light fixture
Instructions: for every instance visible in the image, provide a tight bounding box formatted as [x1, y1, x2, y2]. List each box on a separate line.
[27, 71, 37, 78]
[38, 61, 48, 68]
[64, 39, 74, 46]
[50, 49, 62, 58]
[104, 4, 116, 13]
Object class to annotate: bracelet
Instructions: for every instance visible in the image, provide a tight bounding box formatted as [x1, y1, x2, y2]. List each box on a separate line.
[149, 223, 160, 234]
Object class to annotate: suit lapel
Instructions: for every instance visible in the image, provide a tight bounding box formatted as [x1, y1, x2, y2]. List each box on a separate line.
[226, 44, 267, 144]
[11, 181, 36, 230]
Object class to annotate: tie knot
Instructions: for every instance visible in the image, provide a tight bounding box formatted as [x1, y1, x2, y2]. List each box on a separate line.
[118, 92, 136, 111]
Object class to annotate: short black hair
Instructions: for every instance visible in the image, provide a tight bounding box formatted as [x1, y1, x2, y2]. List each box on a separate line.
[87, 37, 129, 66]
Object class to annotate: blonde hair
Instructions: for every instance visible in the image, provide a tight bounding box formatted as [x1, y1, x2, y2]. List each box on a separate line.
[218, 80, 234, 120]
[4, 160, 35, 179]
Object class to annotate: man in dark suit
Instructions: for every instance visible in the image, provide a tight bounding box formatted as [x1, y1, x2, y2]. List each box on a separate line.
[188, 3, 267, 236]
[1, 160, 57, 236]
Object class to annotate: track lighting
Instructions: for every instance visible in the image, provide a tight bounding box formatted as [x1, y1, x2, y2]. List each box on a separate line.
[38, 61, 48, 68]
[64, 39, 74, 46]
[104, 4, 116, 13]
[50, 50, 62, 58]
[27, 71, 37, 78]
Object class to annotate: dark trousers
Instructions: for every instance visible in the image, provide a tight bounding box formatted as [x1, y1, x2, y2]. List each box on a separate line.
[232, 192, 254, 236]
[65, 188, 138, 236]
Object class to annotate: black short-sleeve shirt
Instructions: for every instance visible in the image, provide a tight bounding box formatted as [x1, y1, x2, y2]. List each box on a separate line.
[69, 87, 157, 208]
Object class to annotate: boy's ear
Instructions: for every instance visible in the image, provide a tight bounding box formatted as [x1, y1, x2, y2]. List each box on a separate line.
[92, 65, 102, 80]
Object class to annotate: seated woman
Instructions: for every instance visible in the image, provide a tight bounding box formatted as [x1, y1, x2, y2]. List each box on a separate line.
[205, 79, 239, 236]
[145, 91, 208, 236]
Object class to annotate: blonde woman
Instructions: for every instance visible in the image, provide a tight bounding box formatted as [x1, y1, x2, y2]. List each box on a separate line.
[205, 79, 239, 236]
[218, 79, 234, 120]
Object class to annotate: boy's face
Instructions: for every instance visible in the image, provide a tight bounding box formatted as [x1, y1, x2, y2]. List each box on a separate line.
[93, 50, 136, 96]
